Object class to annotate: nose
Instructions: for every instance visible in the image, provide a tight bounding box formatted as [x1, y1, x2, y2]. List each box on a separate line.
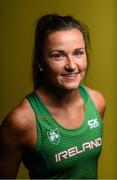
[64, 56, 76, 71]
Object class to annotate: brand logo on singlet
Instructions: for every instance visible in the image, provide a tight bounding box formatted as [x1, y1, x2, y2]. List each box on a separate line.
[47, 128, 60, 145]
[88, 118, 99, 129]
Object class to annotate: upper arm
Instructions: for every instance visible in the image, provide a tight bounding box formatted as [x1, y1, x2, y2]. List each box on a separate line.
[0, 99, 37, 179]
[86, 87, 106, 118]
[0, 99, 36, 179]
[94, 90, 106, 118]
[0, 113, 23, 178]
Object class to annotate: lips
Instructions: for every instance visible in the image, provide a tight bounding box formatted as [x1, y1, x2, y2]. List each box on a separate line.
[62, 72, 79, 81]
[62, 72, 79, 76]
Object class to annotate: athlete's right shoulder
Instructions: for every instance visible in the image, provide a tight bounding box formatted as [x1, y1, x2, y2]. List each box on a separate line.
[0, 97, 36, 147]
[0, 98, 37, 178]
[2, 98, 34, 128]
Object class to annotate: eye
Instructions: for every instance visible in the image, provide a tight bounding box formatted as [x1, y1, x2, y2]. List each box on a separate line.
[49, 52, 65, 60]
[73, 49, 85, 57]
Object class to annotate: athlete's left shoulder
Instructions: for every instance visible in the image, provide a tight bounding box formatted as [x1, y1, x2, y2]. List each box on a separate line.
[84, 86, 106, 118]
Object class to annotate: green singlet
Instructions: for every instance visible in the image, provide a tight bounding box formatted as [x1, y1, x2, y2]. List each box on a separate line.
[23, 85, 103, 179]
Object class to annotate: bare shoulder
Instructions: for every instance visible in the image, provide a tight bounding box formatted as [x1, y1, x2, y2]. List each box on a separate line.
[0, 97, 36, 148]
[0, 98, 36, 178]
[84, 86, 106, 118]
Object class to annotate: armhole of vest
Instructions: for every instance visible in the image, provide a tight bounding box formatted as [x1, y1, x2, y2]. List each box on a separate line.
[26, 92, 41, 116]
[80, 85, 103, 121]
[26, 92, 42, 150]
[79, 85, 89, 106]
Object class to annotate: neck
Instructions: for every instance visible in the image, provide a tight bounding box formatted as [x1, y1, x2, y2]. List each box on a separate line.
[37, 84, 81, 108]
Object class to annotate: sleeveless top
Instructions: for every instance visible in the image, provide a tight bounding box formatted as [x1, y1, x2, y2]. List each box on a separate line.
[23, 85, 103, 179]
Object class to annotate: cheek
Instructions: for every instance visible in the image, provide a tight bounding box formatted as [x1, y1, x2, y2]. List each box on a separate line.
[83, 59, 88, 77]
[80, 58, 88, 71]
[79, 59, 88, 78]
[47, 61, 63, 72]
[84, 61, 88, 71]
[42, 66, 58, 84]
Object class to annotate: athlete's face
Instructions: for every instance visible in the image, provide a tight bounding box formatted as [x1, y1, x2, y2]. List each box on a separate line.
[42, 28, 87, 91]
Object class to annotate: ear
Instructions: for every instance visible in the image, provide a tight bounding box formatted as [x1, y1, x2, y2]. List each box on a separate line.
[38, 64, 43, 72]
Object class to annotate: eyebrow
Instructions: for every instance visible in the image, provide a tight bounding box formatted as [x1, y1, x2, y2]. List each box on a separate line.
[50, 48, 85, 53]
[74, 48, 85, 50]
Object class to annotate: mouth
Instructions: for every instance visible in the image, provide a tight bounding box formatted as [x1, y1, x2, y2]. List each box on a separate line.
[62, 72, 79, 81]
[62, 72, 79, 76]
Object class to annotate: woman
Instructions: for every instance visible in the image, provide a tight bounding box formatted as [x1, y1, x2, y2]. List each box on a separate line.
[0, 14, 106, 179]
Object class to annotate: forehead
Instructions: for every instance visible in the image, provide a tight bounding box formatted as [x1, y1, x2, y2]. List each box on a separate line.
[45, 28, 85, 48]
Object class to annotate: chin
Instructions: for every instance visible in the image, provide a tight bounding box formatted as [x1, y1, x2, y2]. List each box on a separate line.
[60, 82, 80, 91]
[65, 86, 79, 91]
[51, 79, 81, 91]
